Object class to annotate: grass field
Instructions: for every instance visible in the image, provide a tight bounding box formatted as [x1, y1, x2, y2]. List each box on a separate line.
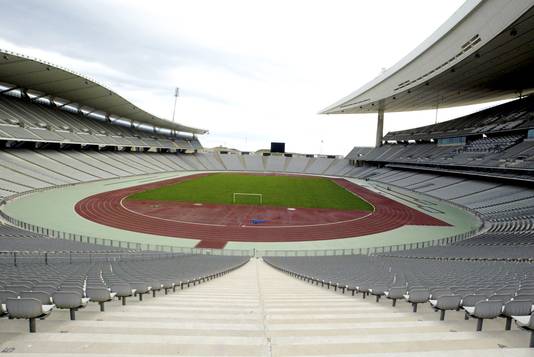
[128, 173, 373, 211]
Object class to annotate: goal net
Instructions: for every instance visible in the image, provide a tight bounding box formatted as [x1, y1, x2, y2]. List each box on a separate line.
[232, 192, 263, 205]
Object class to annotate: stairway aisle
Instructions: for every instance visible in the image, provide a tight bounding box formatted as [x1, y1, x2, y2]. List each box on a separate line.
[0, 259, 531, 356]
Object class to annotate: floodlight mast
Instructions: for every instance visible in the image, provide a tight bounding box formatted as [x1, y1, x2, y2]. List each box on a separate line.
[172, 87, 179, 122]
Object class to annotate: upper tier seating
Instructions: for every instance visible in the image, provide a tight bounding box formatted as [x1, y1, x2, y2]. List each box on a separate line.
[384, 95, 534, 142]
[0, 94, 199, 149]
[353, 137, 534, 171]
[355, 95, 534, 174]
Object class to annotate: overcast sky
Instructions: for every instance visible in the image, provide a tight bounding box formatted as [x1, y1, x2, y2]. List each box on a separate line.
[0, 0, 506, 155]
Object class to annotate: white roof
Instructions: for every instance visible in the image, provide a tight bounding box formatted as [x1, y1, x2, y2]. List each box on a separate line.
[0, 49, 207, 134]
[321, 0, 534, 114]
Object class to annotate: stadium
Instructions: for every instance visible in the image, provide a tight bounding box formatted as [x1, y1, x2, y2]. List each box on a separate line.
[0, 0, 534, 355]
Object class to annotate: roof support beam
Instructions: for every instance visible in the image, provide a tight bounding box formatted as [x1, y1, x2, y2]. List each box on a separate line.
[83, 109, 98, 117]
[0, 86, 18, 94]
[29, 92, 52, 102]
[57, 101, 74, 109]
[375, 101, 385, 147]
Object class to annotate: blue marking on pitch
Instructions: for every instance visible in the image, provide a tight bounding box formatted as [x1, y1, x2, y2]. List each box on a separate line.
[251, 219, 270, 225]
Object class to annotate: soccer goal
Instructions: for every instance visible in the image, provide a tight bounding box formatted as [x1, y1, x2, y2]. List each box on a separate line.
[232, 192, 263, 205]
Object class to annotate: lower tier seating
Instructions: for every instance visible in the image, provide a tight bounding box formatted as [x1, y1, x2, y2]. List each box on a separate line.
[265, 255, 534, 347]
[0, 255, 248, 332]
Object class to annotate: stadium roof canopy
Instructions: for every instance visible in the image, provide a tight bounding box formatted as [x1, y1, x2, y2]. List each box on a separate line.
[0, 49, 207, 135]
[320, 0, 534, 115]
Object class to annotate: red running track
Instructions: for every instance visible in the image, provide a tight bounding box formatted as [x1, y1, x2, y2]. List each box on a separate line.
[74, 173, 449, 249]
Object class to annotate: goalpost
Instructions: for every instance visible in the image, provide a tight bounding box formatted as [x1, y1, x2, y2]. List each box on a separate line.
[232, 192, 263, 205]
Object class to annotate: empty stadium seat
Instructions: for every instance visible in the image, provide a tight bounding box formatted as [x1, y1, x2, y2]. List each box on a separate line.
[429, 295, 461, 320]
[502, 300, 534, 330]
[464, 300, 504, 331]
[5, 297, 54, 332]
[52, 291, 90, 320]
[513, 313, 534, 347]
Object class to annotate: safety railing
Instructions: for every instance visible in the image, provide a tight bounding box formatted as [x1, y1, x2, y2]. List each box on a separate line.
[0, 250, 189, 266]
[256, 229, 478, 257]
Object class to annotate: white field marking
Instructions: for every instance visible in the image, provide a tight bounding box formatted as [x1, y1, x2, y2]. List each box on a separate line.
[119, 196, 227, 227]
[120, 195, 373, 229]
[238, 178, 375, 229]
[118, 177, 375, 229]
[332, 178, 376, 214]
[239, 211, 373, 229]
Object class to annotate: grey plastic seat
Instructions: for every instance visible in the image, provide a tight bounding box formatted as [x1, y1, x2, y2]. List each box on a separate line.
[356, 282, 371, 298]
[404, 288, 430, 312]
[369, 283, 388, 302]
[31, 285, 58, 295]
[488, 294, 513, 302]
[53, 291, 90, 320]
[0, 290, 18, 316]
[464, 300, 504, 331]
[429, 295, 461, 320]
[517, 289, 534, 296]
[160, 280, 175, 294]
[85, 287, 115, 312]
[4, 285, 30, 294]
[513, 313, 534, 347]
[110, 283, 135, 305]
[502, 300, 533, 330]
[430, 289, 452, 299]
[60, 285, 84, 296]
[385, 286, 405, 306]
[5, 297, 54, 332]
[453, 288, 475, 297]
[1, 289, 17, 315]
[148, 280, 163, 297]
[20, 291, 52, 305]
[477, 288, 496, 296]
[496, 288, 517, 295]
[461, 294, 488, 319]
[129, 282, 151, 301]
[0, 290, 18, 303]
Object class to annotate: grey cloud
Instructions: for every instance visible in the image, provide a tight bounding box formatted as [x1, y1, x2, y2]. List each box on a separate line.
[0, 0, 272, 103]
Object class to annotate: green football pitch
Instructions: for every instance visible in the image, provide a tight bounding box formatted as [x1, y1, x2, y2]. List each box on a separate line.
[128, 173, 373, 211]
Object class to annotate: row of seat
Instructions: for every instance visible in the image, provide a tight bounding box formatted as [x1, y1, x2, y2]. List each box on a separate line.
[0, 94, 199, 150]
[263, 255, 534, 348]
[0, 255, 249, 332]
[383, 95, 534, 142]
[0, 224, 127, 252]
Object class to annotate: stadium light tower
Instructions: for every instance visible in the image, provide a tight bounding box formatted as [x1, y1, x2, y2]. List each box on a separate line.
[172, 87, 179, 122]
